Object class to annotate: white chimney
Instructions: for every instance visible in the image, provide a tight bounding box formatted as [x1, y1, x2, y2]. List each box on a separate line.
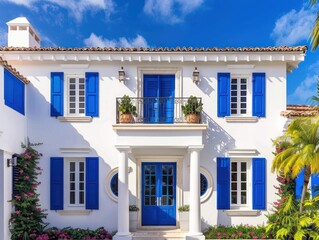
[6, 17, 41, 47]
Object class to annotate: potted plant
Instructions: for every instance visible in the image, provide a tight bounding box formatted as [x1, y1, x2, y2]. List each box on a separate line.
[119, 95, 137, 123]
[129, 205, 139, 232]
[178, 205, 189, 231]
[181, 96, 203, 123]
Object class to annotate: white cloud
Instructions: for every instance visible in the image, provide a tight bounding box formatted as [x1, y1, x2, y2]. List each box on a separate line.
[0, 28, 7, 46]
[2, 0, 114, 22]
[144, 0, 204, 24]
[271, 4, 318, 45]
[288, 75, 318, 104]
[83, 33, 149, 48]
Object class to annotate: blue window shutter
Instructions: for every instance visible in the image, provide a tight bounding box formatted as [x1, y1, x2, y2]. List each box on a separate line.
[15, 80, 25, 115]
[86, 157, 99, 209]
[217, 73, 230, 117]
[311, 173, 319, 198]
[252, 73, 266, 117]
[160, 75, 175, 123]
[50, 157, 64, 210]
[143, 74, 159, 123]
[50, 72, 64, 116]
[85, 72, 99, 117]
[4, 69, 25, 115]
[252, 158, 266, 209]
[217, 157, 230, 209]
[295, 169, 304, 199]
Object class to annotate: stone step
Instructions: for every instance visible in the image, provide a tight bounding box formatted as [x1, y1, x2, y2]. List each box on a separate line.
[132, 229, 186, 240]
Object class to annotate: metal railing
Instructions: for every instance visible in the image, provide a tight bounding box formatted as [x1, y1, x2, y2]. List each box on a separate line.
[116, 97, 202, 124]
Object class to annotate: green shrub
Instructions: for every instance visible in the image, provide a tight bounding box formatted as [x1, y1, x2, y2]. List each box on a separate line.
[119, 95, 137, 116]
[204, 224, 269, 239]
[178, 205, 189, 212]
[181, 96, 203, 115]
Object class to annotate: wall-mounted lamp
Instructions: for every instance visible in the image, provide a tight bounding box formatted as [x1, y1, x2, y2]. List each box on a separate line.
[7, 153, 19, 167]
[193, 67, 200, 84]
[118, 67, 126, 82]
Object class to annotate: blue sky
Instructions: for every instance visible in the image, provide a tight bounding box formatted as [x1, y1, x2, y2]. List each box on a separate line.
[0, 0, 318, 105]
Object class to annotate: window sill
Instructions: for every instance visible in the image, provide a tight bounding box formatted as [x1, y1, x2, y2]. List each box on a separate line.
[57, 210, 92, 215]
[58, 116, 93, 123]
[225, 116, 258, 123]
[225, 210, 261, 216]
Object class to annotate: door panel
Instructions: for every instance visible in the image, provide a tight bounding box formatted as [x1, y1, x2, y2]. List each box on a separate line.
[143, 74, 175, 123]
[142, 162, 176, 226]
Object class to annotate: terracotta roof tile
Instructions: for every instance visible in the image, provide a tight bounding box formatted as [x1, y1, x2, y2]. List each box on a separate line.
[0, 56, 29, 84]
[281, 105, 319, 117]
[0, 45, 308, 53]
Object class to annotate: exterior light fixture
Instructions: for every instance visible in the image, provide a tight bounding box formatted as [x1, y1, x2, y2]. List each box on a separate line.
[7, 153, 19, 167]
[193, 67, 200, 84]
[118, 67, 126, 82]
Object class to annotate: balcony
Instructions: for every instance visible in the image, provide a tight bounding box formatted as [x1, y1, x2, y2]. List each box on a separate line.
[116, 97, 203, 124]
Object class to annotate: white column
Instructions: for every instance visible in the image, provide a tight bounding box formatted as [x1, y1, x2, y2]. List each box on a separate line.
[186, 146, 205, 240]
[114, 147, 132, 240]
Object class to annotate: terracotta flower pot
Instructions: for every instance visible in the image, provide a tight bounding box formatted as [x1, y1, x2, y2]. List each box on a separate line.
[185, 114, 200, 123]
[119, 113, 133, 123]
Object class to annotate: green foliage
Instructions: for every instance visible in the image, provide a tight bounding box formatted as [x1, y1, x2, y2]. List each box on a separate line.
[272, 116, 319, 212]
[178, 205, 189, 212]
[9, 141, 47, 240]
[181, 96, 203, 115]
[203, 224, 268, 239]
[267, 146, 319, 240]
[129, 205, 139, 211]
[311, 76, 319, 103]
[119, 95, 137, 116]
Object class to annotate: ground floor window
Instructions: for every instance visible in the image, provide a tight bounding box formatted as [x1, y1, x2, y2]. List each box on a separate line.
[65, 158, 85, 208]
[230, 159, 251, 208]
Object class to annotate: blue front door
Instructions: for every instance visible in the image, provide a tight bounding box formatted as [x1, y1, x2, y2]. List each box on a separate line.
[143, 74, 175, 123]
[142, 162, 176, 226]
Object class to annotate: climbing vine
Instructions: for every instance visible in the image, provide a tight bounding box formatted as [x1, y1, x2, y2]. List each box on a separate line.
[9, 141, 47, 240]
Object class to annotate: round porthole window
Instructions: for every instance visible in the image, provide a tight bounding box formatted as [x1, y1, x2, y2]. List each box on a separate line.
[200, 173, 208, 196]
[106, 168, 119, 202]
[110, 173, 118, 197]
[200, 168, 213, 203]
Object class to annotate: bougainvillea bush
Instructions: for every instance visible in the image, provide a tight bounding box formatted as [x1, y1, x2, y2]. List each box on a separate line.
[34, 226, 112, 240]
[204, 224, 269, 239]
[9, 142, 47, 240]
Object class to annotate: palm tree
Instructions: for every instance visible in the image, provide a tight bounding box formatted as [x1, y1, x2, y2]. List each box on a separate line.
[311, 0, 319, 50]
[272, 116, 319, 212]
[311, 76, 319, 102]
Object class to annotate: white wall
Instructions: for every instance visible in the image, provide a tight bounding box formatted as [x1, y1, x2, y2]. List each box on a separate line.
[6, 59, 288, 231]
[0, 66, 27, 240]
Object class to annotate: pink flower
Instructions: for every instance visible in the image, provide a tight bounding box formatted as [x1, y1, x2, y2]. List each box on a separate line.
[15, 195, 21, 200]
[15, 210, 20, 214]
[37, 207, 42, 212]
[278, 189, 283, 194]
[28, 193, 34, 197]
[232, 233, 236, 237]
[23, 193, 28, 197]
[238, 232, 242, 236]
[25, 176, 30, 180]
[19, 170, 24, 174]
[253, 236, 258, 239]
[23, 153, 31, 159]
[223, 232, 227, 236]
[11, 218, 16, 222]
[217, 232, 221, 235]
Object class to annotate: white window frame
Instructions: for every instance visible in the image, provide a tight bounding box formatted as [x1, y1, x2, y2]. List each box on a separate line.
[64, 74, 86, 117]
[64, 158, 86, 210]
[230, 158, 252, 209]
[230, 74, 252, 116]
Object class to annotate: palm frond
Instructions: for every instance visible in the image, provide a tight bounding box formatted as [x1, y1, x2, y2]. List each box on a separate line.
[311, 12, 319, 51]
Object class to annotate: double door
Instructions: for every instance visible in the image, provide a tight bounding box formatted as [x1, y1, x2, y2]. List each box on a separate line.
[142, 162, 176, 226]
[143, 74, 175, 123]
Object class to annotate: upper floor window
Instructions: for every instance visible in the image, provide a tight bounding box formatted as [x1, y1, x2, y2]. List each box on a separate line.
[230, 77, 249, 116]
[66, 75, 86, 116]
[51, 72, 99, 118]
[217, 72, 265, 118]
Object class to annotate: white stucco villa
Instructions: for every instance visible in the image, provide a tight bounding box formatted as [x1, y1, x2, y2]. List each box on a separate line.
[1, 17, 317, 240]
